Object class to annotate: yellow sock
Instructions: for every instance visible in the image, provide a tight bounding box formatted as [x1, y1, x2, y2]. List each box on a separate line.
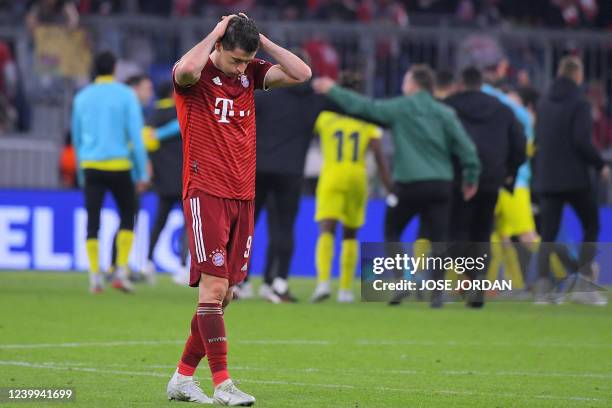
[550, 253, 567, 279]
[116, 229, 134, 269]
[86, 239, 100, 274]
[502, 245, 524, 289]
[487, 235, 503, 282]
[316, 232, 334, 283]
[413, 238, 431, 274]
[339, 239, 358, 291]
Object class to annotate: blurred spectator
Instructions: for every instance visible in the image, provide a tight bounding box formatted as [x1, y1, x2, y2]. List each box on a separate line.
[303, 36, 340, 80]
[59, 131, 77, 187]
[357, 0, 408, 25]
[315, 0, 356, 21]
[125, 74, 154, 108]
[587, 80, 612, 152]
[0, 40, 17, 133]
[26, 0, 79, 32]
[77, 0, 121, 15]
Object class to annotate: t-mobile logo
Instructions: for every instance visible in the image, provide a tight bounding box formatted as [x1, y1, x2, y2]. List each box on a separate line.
[214, 97, 234, 123]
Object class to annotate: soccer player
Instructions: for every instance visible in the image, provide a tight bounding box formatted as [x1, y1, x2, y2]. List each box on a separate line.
[310, 76, 393, 303]
[71, 51, 149, 293]
[165, 14, 311, 405]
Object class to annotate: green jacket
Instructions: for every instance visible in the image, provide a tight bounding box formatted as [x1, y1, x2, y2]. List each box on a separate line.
[327, 87, 481, 185]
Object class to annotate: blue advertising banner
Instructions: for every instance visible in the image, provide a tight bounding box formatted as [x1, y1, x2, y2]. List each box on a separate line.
[0, 189, 611, 283]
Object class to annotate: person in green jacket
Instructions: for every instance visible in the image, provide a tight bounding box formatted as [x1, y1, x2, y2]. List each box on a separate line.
[313, 64, 481, 308]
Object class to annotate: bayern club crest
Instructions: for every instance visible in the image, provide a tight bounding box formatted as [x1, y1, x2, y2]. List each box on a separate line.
[240, 74, 250, 88]
[211, 249, 225, 267]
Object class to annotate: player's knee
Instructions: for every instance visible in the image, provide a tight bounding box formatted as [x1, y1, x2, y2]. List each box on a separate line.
[198, 275, 229, 304]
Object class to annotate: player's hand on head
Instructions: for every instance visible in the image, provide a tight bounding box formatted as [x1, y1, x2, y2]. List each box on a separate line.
[238, 12, 249, 19]
[312, 77, 335, 94]
[214, 14, 238, 38]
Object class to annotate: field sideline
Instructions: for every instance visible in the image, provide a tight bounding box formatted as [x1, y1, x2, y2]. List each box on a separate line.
[0, 272, 611, 407]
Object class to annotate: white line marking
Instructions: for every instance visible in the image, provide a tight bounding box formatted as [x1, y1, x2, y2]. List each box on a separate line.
[2, 338, 611, 349]
[0, 361, 606, 403]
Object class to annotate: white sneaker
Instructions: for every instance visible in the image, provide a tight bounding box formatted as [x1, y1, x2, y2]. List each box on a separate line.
[213, 379, 255, 406]
[337, 289, 355, 303]
[237, 281, 254, 299]
[167, 370, 213, 404]
[259, 283, 281, 304]
[89, 273, 104, 294]
[310, 281, 331, 303]
[111, 267, 134, 293]
[141, 260, 156, 285]
[569, 276, 608, 306]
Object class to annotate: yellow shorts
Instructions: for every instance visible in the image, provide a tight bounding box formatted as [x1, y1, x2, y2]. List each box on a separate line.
[315, 173, 367, 229]
[494, 187, 536, 237]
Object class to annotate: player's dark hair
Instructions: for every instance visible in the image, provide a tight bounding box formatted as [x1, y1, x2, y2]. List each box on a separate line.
[93, 51, 116, 77]
[435, 70, 454, 90]
[461, 66, 483, 90]
[410, 65, 434, 94]
[220, 16, 260, 53]
[125, 74, 150, 87]
[157, 81, 174, 99]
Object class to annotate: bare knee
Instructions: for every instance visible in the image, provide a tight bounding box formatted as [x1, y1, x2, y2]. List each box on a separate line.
[198, 274, 229, 304]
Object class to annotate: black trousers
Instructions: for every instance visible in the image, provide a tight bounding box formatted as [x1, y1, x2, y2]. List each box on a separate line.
[247, 173, 302, 285]
[148, 194, 187, 265]
[384, 181, 452, 282]
[537, 189, 600, 278]
[449, 189, 499, 280]
[84, 169, 135, 240]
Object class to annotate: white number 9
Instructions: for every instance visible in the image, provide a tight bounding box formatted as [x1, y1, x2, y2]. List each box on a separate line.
[243, 235, 252, 258]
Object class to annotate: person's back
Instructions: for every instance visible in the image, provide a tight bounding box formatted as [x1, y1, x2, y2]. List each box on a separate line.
[446, 85, 525, 191]
[534, 76, 602, 193]
[73, 79, 145, 168]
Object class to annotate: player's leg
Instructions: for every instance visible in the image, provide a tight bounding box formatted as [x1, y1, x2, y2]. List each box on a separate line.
[535, 193, 565, 304]
[312, 178, 342, 302]
[338, 226, 358, 303]
[312, 218, 337, 302]
[143, 194, 174, 283]
[168, 191, 231, 403]
[83, 169, 106, 293]
[108, 171, 136, 292]
[337, 180, 367, 303]
[268, 174, 302, 302]
[209, 196, 257, 405]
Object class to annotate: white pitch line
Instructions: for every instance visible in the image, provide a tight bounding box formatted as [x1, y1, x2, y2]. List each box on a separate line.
[2, 338, 612, 349]
[0, 360, 606, 404]
[0, 339, 329, 349]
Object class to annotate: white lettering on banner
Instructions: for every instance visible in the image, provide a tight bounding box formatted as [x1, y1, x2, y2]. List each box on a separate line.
[74, 209, 88, 270]
[0, 206, 30, 269]
[33, 207, 72, 270]
[128, 210, 149, 271]
[154, 209, 184, 273]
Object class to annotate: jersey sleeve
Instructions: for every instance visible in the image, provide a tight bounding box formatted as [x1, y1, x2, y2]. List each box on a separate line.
[251, 58, 274, 90]
[172, 62, 194, 95]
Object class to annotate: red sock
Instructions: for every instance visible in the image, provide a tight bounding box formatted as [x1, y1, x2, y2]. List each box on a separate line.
[197, 302, 230, 386]
[178, 313, 206, 376]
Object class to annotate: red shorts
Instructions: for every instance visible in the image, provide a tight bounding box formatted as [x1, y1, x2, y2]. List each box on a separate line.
[183, 190, 254, 287]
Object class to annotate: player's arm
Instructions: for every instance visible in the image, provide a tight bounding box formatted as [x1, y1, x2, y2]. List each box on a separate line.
[369, 137, 393, 194]
[174, 15, 238, 87]
[259, 34, 312, 89]
[312, 78, 396, 127]
[70, 99, 84, 187]
[126, 92, 149, 189]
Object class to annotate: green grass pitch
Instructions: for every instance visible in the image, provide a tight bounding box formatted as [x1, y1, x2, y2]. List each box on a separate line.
[0, 272, 610, 407]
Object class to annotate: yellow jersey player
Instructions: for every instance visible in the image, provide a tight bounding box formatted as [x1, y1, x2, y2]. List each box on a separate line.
[311, 110, 392, 303]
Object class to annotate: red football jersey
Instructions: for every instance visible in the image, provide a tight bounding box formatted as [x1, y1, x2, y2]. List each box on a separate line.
[174, 57, 273, 200]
